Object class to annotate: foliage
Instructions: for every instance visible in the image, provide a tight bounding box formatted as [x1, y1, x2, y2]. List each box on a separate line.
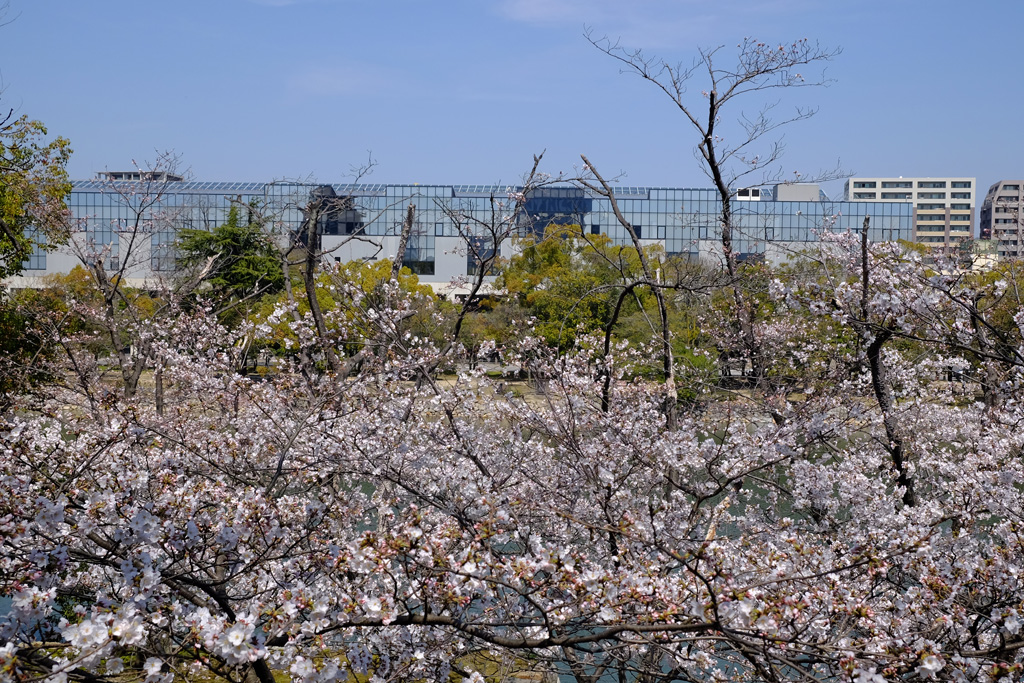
[177, 204, 285, 307]
[37, 265, 108, 310]
[334, 257, 434, 300]
[0, 112, 72, 278]
[250, 257, 435, 357]
[0, 299, 45, 406]
[454, 300, 533, 369]
[497, 224, 657, 349]
[37, 265, 161, 326]
[0, 265, 168, 406]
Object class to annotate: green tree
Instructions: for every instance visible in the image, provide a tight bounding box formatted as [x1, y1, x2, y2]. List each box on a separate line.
[251, 257, 434, 360]
[0, 111, 72, 278]
[452, 300, 530, 369]
[0, 266, 124, 410]
[177, 203, 285, 307]
[0, 298, 45, 408]
[497, 224, 653, 349]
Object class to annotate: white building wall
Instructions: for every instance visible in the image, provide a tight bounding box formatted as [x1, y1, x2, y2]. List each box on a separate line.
[844, 176, 976, 251]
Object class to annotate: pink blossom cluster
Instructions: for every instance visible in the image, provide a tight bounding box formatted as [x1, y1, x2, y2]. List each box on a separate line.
[2, 234, 1024, 683]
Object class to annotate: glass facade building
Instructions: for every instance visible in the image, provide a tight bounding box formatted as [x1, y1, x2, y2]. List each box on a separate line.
[14, 179, 914, 289]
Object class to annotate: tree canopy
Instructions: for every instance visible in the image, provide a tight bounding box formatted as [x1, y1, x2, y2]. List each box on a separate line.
[497, 224, 657, 349]
[0, 111, 72, 278]
[176, 204, 285, 303]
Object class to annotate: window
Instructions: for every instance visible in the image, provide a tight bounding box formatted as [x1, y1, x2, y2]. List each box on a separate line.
[633, 224, 642, 238]
[320, 215, 340, 235]
[881, 192, 911, 199]
[656, 225, 666, 239]
[85, 219, 119, 272]
[466, 236, 495, 277]
[917, 214, 945, 221]
[919, 193, 946, 199]
[853, 181, 877, 188]
[951, 214, 971, 222]
[1003, 184, 1020, 191]
[854, 192, 877, 199]
[917, 203, 945, 210]
[951, 181, 972, 188]
[591, 224, 600, 235]
[951, 193, 971, 199]
[917, 181, 946, 188]
[950, 204, 970, 210]
[434, 222, 445, 236]
[20, 227, 47, 270]
[151, 230, 177, 271]
[402, 232, 435, 275]
[882, 181, 913, 188]
[22, 250, 46, 270]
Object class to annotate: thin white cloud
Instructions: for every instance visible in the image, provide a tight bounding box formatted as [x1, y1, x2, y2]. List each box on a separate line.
[244, 0, 335, 6]
[287, 63, 404, 99]
[498, 0, 601, 24]
[497, 0, 819, 48]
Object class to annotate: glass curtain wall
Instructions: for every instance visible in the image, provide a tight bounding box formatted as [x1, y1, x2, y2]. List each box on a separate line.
[45, 181, 915, 282]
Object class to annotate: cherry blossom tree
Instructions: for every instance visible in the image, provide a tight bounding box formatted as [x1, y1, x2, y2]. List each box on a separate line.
[59, 153, 217, 407]
[4, 218, 1024, 683]
[587, 35, 843, 393]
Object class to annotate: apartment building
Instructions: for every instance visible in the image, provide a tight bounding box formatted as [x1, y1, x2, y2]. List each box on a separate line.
[979, 180, 1024, 259]
[844, 177, 975, 252]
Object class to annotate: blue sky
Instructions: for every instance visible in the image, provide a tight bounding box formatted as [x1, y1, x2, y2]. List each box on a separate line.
[1, 0, 1019, 197]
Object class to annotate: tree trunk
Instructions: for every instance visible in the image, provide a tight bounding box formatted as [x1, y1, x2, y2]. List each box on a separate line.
[700, 96, 763, 388]
[155, 360, 164, 416]
[859, 217, 915, 507]
[391, 203, 415, 281]
[301, 201, 343, 377]
[581, 155, 677, 429]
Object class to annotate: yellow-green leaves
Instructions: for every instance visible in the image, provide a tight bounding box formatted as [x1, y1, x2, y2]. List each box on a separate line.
[0, 114, 72, 277]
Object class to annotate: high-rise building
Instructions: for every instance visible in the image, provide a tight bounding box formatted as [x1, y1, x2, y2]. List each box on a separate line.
[844, 177, 975, 252]
[979, 181, 1024, 259]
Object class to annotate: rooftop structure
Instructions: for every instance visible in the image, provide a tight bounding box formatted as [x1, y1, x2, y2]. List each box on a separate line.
[97, 170, 185, 182]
